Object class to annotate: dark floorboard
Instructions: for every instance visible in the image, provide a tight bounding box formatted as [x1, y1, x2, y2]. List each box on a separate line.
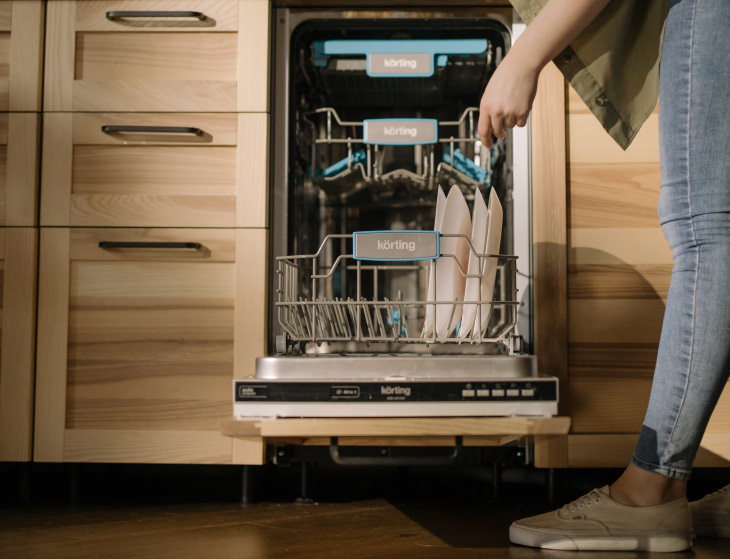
[1, 464, 729, 558]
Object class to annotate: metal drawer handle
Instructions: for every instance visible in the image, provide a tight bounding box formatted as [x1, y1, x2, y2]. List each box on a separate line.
[106, 11, 206, 21]
[99, 241, 204, 251]
[328, 436, 463, 466]
[101, 125, 203, 136]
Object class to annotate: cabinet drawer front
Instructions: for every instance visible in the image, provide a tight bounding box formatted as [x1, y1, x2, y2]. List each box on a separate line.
[35, 228, 266, 461]
[0, 1, 44, 111]
[45, 0, 269, 111]
[41, 113, 268, 228]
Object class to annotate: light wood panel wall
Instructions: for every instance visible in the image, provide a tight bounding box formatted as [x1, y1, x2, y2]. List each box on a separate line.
[567, 86, 663, 435]
[566, 84, 730, 451]
[531, 63, 568, 414]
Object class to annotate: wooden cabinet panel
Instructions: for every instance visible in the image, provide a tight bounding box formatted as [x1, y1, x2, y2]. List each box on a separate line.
[0, 1, 44, 111]
[34, 227, 267, 463]
[44, 0, 270, 112]
[41, 112, 268, 227]
[0, 228, 38, 461]
[0, 113, 41, 226]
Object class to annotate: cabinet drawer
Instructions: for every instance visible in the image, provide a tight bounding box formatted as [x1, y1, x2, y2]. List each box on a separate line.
[41, 112, 268, 227]
[34, 227, 267, 463]
[45, 0, 269, 112]
[0, 0, 44, 111]
[0, 113, 41, 226]
[0, 228, 38, 461]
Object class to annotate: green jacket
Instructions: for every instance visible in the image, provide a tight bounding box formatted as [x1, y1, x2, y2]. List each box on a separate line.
[511, 0, 669, 149]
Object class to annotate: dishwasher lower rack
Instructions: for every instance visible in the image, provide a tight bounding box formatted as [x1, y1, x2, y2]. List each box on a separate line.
[275, 231, 520, 354]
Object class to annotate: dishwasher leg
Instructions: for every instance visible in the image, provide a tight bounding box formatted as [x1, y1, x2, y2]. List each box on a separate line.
[69, 463, 81, 507]
[296, 462, 314, 504]
[547, 468, 557, 507]
[18, 463, 31, 505]
[241, 465, 255, 506]
[492, 461, 502, 502]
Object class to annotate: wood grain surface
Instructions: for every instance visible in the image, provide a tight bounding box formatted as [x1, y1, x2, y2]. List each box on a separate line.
[221, 417, 571, 438]
[45, 0, 268, 111]
[35, 228, 267, 463]
[8, 0, 44, 111]
[566, 79, 730, 442]
[41, 113, 267, 227]
[531, 64, 569, 415]
[0, 228, 38, 461]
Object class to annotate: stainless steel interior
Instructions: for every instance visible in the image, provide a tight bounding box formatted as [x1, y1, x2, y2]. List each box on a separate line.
[256, 354, 536, 380]
[268, 8, 533, 369]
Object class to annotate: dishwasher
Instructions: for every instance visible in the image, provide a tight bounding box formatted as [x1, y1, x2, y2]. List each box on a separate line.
[234, 6, 558, 419]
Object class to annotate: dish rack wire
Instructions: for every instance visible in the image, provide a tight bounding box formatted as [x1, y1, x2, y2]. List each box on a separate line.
[276, 233, 520, 353]
[303, 106, 501, 191]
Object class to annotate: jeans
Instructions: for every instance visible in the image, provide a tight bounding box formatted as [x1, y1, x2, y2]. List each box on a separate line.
[633, 0, 730, 480]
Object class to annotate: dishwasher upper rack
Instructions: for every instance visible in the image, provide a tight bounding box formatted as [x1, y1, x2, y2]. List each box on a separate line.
[275, 233, 519, 351]
[302, 107, 502, 193]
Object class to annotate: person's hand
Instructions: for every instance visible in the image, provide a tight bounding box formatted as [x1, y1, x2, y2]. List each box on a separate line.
[478, 56, 540, 147]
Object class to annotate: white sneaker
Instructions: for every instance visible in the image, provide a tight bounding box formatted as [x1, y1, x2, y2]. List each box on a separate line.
[509, 486, 693, 552]
[691, 483, 730, 538]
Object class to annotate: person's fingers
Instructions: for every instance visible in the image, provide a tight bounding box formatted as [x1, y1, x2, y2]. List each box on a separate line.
[516, 116, 528, 127]
[478, 109, 493, 148]
[503, 115, 517, 130]
[491, 113, 506, 140]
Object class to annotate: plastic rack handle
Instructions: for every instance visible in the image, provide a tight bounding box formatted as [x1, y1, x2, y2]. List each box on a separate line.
[352, 230, 440, 261]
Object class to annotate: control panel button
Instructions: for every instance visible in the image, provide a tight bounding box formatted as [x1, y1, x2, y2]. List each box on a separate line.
[476, 389, 490, 397]
[521, 388, 536, 397]
[461, 389, 476, 397]
[506, 389, 520, 397]
[491, 389, 505, 397]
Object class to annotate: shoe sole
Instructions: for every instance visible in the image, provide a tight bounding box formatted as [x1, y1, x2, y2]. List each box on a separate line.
[510, 524, 693, 552]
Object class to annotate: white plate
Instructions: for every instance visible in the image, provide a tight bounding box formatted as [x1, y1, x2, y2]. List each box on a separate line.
[434, 185, 471, 339]
[458, 186, 489, 339]
[422, 185, 447, 338]
[474, 188, 503, 336]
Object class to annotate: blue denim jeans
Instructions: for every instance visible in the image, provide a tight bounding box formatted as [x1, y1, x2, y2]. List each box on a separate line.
[632, 0, 730, 480]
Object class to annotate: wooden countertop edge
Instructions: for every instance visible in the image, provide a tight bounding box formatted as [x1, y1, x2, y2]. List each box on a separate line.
[220, 416, 571, 438]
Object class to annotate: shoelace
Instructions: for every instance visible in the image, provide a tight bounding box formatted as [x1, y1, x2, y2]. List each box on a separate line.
[561, 489, 603, 514]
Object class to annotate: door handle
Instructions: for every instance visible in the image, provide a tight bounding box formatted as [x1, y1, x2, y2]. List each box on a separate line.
[99, 241, 204, 251]
[101, 125, 203, 136]
[106, 11, 206, 21]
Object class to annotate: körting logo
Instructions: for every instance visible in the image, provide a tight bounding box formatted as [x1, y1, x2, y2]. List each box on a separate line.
[383, 57, 418, 70]
[383, 126, 418, 138]
[377, 239, 416, 252]
[381, 385, 412, 397]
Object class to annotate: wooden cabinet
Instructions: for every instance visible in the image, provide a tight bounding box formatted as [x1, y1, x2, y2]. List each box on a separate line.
[40, 112, 268, 227]
[0, 228, 38, 461]
[0, 0, 44, 111]
[561, 87, 730, 467]
[44, 0, 270, 112]
[31, 0, 272, 464]
[34, 227, 266, 463]
[0, 113, 41, 226]
[0, 0, 43, 462]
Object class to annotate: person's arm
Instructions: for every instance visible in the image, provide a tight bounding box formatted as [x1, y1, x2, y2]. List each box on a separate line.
[478, 0, 611, 147]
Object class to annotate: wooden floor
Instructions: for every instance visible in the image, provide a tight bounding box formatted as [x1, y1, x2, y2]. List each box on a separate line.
[1, 466, 729, 558]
